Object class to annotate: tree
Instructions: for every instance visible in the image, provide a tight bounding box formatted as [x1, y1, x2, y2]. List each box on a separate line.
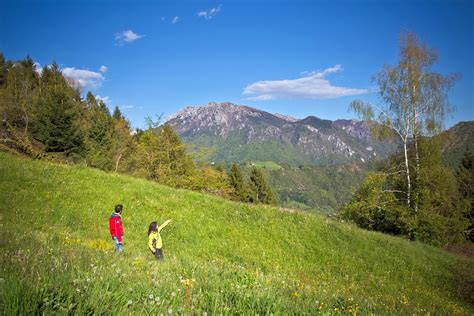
[228, 163, 251, 202]
[0, 56, 39, 156]
[457, 150, 474, 241]
[414, 138, 467, 245]
[112, 106, 126, 122]
[133, 124, 194, 188]
[0, 53, 13, 87]
[111, 106, 135, 172]
[341, 172, 409, 235]
[83, 93, 115, 170]
[249, 166, 277, 205]
[342, 137, 469, 245]
[31, 63, 84, 154]
[351, 31, 458, 212]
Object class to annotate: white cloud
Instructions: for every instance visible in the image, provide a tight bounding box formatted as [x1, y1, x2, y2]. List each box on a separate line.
[99, 65, 108, 73]
[62, 67, 105, 89]
[172, 16, 179, 24]
[123, 105, 134, 109]
[115, 30, 144, 46]
[242, 65, 368, 101]
[197, 4, 222, 20]
[96, 95, 111, 104]
[34, 62, 43, 74]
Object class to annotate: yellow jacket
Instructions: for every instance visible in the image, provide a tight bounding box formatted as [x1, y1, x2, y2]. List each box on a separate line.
[148, 219, 171, 252]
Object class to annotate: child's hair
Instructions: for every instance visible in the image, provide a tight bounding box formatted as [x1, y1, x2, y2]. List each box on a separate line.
[148, 222, 158, 235]
[115, 204, 123, 213]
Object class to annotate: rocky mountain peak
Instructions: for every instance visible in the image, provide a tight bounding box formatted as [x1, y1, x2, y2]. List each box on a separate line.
[166, 102, 397, 165]
[274, 113, 299, 122]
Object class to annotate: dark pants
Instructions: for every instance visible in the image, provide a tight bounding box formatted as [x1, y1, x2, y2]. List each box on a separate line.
[154, 248, 164, 261]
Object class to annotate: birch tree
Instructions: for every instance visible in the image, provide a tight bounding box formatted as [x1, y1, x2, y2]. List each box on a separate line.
[350, 31, 458, 211]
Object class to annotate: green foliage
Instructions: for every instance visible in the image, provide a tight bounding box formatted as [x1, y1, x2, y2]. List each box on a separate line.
[112, 105, 125, 121]
[1, 152, 472, 315]
[83, 94, 115, 170]
[31, 63, 84, 154]
[341, 172, 409, 235]
[412, 139, 468, 245]
[342, 139, 469, 246]
[228, 163, 251, 202]
[111, 108, 136, 173]
[0, 52, 13, 86]
[249, 166, 277, 205]
[435, 121, 474, 169]
[184, 163, 232, 198]
[456, 150, 474, 241]
[0, 53, 232, 201]
[252, 161, 282, 170]
[133, 125, 195, 188]
[268, 164, 366, 214]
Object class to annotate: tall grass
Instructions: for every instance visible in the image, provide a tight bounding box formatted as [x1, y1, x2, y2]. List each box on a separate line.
[0, 152, 472, 314]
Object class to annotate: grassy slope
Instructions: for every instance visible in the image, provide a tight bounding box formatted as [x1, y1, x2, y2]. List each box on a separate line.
[0, 152, 472, 315]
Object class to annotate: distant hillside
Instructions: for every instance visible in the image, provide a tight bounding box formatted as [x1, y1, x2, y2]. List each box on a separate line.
[266, 163, 366, 214]
[435, 121, 474, 169]
[1, 152, 472, 314]
[166, 102, 398, 166]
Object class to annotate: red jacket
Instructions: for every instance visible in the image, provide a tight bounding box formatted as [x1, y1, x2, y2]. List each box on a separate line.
[109, 213, 123, 243]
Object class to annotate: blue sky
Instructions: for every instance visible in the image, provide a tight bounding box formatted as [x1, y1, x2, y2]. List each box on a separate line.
[1, 0, 472, 129]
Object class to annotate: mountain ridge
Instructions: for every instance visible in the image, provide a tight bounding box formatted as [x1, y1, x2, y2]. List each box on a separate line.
[166, 102, 397, 165]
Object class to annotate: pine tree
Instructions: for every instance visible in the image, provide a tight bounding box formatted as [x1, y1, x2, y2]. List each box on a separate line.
[111, 105, 135, 172]
[229, 163, 247, 202]
[249, 166, 277, 205]
[113, 106, 125, 122]
[31, 62, 84, 154]
[83, 93, 115, 170]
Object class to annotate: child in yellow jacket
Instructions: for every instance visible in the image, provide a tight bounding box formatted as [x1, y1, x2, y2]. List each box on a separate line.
[148, 219, 172, 261]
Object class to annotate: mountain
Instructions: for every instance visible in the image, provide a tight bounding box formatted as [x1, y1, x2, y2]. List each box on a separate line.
[266, 163, 366, 214]
[166, 102, 398, 165]
[1, 152, 472, 314]
[435, 121, 474, 169]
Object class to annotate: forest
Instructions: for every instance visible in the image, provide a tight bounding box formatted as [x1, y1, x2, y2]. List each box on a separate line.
[0, 53, 276, 205]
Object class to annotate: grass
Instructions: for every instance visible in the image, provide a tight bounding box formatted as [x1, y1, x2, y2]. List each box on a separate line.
[252, 161, 283, 171]
[0, 151, 472, 314]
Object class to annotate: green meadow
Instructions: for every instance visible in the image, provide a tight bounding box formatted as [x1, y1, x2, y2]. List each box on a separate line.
[0, 152, 472, 315]
[252, 161, 283, 171]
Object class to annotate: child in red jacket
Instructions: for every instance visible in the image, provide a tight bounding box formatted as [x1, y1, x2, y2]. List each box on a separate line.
[109, 204, 124, 252]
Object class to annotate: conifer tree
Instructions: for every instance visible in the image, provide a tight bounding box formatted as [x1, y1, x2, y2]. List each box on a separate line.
[112, 106, 125, 122]
[31, 62, 84, 154]
[111, 105, 135, 172]
[249, 166, 277, 205]
[229, 163, 247, 201]
[83, 93, 114, 169]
